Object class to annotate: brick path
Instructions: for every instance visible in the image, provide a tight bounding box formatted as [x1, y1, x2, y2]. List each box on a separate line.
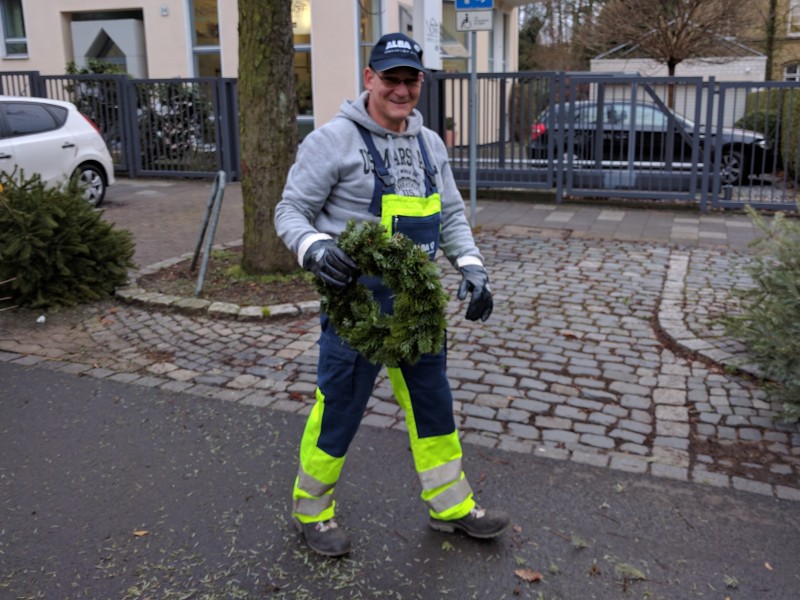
[1, 180, 798, 501]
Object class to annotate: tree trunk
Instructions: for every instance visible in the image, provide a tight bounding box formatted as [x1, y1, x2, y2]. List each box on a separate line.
[764, 0, 778, 81]
[238, 0, 297, 275]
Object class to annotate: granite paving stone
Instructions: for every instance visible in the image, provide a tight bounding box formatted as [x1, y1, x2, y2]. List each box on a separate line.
[3, 204, 800, 504]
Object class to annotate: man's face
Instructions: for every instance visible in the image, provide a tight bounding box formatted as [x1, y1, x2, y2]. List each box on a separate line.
[364, 66, 423, 132]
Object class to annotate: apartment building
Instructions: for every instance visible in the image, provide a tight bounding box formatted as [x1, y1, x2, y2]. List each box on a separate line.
[740, 0, 800, 80]
[0, 0, 523, 126]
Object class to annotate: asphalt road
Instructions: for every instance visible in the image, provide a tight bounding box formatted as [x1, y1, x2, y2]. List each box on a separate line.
[2, 360, 799, 599]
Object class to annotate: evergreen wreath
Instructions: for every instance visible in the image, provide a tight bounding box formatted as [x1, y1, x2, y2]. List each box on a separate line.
[316, 220, 448, 367]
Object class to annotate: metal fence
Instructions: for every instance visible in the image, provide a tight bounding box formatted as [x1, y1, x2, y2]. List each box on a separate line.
[0, 71, 239, 180]
[425, 71, 800, 211]
[3, 69, 798, 211]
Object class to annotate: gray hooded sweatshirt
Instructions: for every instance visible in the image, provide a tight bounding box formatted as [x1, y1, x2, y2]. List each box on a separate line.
[274, 91, 483, 270]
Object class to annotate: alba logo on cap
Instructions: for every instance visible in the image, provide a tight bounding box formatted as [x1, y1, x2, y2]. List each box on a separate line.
[386, 39, 413, 52]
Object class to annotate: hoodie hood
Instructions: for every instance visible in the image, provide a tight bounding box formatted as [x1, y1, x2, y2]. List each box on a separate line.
[339, 91, 424, 138]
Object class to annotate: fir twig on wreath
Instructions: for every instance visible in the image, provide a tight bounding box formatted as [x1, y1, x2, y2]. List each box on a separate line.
[316, 220, 448, 367]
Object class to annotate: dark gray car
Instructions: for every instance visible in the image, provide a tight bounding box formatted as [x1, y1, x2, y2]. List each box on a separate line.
[528, 100, 777, 185]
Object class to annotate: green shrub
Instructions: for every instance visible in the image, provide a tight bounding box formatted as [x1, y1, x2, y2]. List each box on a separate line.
[0, 173, 135, 309]
[735, 110, 780, 142]
[724, 206, 800, 422]
[741, 89, 800, 179]
[743, 89, 782, 114]
[780, 89, 800, 180]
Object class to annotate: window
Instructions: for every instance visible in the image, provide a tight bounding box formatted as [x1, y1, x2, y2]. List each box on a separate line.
[441, 3, 468, 73]
[292, 0, 313, 138]
[1, 102, 66, 137]
[1, 0, 27, 56]
[360, 0, 383, 77]
[633, 105, 667, 130]
[785, 63, 800, 82]
[189, 0, 220, 76]
[790, 0, 800, 37]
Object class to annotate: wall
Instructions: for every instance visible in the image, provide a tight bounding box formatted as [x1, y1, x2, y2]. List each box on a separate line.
[70, 19, 148, 77]
[2, 1, 519, 129]
[1, 1, 192, 77]
[736, 0, 800, 80]
[590, 57, 768, 82]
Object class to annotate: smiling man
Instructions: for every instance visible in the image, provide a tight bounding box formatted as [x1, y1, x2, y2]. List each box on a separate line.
[274, 32, 508, 557]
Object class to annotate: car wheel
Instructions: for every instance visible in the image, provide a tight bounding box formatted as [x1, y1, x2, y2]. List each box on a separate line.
[74, 163, 107, 207]
[720, 150, 745, 186]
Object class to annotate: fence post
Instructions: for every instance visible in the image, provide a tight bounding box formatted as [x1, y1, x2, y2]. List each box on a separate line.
[699, 77, 715, 212]
[498, 75, 507, 168]
[216, 78, 239, 181]
[123, 79, 141, 178]
[555, 72, 565, 205]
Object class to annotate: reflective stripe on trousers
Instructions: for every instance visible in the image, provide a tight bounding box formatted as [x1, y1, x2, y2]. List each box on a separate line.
[292, 313, 475, 523]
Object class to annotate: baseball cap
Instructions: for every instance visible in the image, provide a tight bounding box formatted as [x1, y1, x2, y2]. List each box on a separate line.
[369, 33, 424, 72]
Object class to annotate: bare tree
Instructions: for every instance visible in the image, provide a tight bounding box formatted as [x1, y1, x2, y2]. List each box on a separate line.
[238, 0, 297, 274]
[519, 0, 607, 71]
[588, 0, 754, 75]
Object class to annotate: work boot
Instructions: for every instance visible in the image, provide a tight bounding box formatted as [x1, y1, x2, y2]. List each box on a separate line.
[429, 506, 510, 539]
[294, 517, 352, 557]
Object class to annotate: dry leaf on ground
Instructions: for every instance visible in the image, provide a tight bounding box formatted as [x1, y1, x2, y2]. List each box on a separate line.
[514, 568, 543, 583]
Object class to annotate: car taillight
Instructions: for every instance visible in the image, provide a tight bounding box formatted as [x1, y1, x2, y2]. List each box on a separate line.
[531, 123, 546, 141]
[80, 113, 102, 135]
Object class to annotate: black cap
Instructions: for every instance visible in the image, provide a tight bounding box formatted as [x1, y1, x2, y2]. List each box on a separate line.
[369, 33, 424, 72]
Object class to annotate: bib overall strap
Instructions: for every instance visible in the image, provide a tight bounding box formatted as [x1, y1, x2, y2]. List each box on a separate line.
[416, 133, 439, 197]
[356, 123, 395, 216]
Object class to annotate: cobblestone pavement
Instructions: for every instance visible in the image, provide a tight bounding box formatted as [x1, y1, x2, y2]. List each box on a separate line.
[2, 206, 799, 502]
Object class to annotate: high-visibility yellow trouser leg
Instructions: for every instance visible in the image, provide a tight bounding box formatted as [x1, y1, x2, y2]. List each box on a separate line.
[292, 325, 383, 524]
[292, 388, 342, 523]
[387, 358, 475, 521]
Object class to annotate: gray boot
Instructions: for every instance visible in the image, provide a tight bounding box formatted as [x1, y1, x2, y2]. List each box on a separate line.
[294, 518, 352, 557]
[429, 506, 510, 539]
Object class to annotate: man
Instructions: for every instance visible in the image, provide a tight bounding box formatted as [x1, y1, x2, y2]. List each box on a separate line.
[274, 32, 509, 557]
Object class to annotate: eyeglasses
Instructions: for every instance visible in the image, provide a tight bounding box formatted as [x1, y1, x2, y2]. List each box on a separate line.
[374, 71, 422, 90]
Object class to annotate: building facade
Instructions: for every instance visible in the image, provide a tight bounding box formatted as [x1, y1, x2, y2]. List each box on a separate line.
[0, 0, 523, 127]
[740, 0, 800, 81]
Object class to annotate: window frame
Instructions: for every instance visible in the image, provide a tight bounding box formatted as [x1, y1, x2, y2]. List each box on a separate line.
[789, 0, 800, 37]
[785, 63, 800, 82]
[187, 0, 221, 77]
[359, 0, 383, 89]
[0, 0, 28, 58]
[0, 101, 67, 138]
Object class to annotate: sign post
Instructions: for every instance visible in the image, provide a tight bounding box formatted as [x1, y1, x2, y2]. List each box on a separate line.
[455, 0, 493, 227]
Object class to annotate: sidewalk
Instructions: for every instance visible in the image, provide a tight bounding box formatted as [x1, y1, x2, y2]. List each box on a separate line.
[1, 178, 799, 597]
[1, 178, 797, 498]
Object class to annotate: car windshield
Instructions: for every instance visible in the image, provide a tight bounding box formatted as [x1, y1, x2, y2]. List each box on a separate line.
[542, 102, 696, 130]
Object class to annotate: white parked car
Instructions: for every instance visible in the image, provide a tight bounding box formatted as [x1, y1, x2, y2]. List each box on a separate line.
[0, 95, 115, 206]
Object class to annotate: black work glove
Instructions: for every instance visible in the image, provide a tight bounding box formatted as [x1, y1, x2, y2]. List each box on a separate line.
[303, 239, 359, 288]
[457, 265, 493, 322]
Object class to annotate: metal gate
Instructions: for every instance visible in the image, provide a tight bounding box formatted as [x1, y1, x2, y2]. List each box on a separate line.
[126, 77, 239, 179]
[710, 81, 800, 211]
[423, 71, 800, 211]
[0, 72, 240, 181]
[559, 75, 706, 203]
[426, 71, 558, 190]
[4, 68, 798, 210]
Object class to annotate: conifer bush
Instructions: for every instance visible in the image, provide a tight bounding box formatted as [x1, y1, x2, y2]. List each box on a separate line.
[0, 173, 135, 309]
[724, 207, 800, 422]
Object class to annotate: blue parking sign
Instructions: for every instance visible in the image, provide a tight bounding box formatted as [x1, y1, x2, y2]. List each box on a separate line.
[455, 0, 493, 9]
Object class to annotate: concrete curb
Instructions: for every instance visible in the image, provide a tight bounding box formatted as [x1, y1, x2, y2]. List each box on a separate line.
[115, 239, 320, 321]
[657, 250, 765, 380]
